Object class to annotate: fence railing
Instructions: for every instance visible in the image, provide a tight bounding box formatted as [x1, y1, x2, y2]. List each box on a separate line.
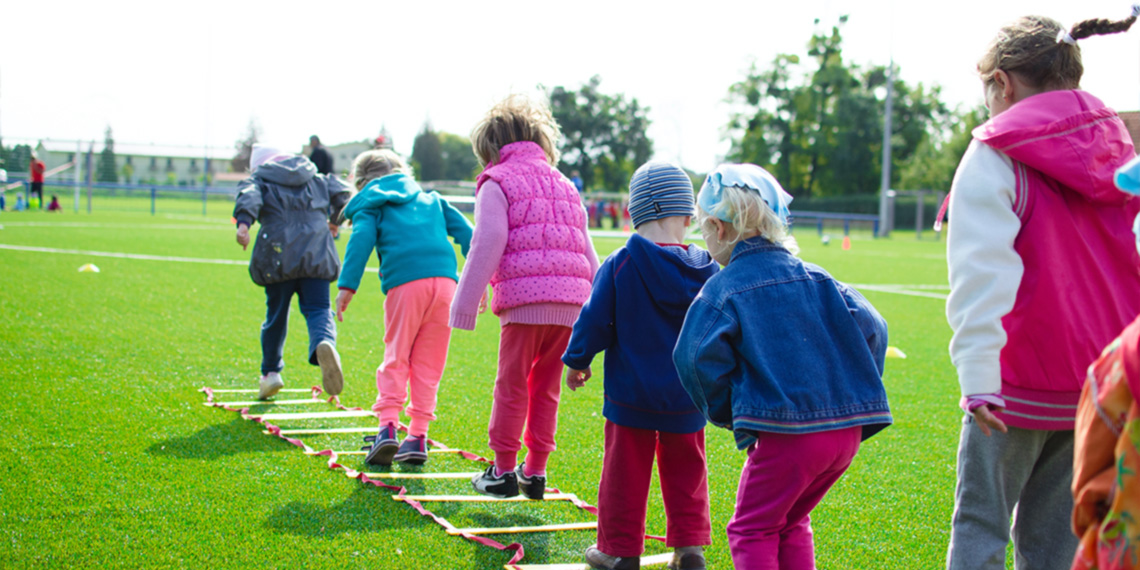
[788, 210, 881, 236]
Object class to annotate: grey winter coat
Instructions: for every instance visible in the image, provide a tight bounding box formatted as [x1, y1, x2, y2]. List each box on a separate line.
[233, 156, 351, 286]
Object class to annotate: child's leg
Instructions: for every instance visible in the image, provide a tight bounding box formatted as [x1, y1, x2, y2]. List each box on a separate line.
[726, 427, 860, 570]
[373, 281, 431, 427]
[521, 325, 571, 474]
[404, 278, 456, 437]
[295, 278, 336, 366]
[946, 418, 1060, 570]
[487, 324, 546, 472]
[1013, 431, 1076, 570]
[597, 420, 657, 558]
[657, 429, 711, 550]
[260, 280, 297, 375]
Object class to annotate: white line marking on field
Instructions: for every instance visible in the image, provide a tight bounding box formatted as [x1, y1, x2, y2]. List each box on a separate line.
[0, 222, 231, 231]
[0, 243, 383, 272]
[852, 284, 948, 300]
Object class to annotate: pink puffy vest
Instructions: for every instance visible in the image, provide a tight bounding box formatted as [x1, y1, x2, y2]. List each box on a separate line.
[476, 141, 593, 314]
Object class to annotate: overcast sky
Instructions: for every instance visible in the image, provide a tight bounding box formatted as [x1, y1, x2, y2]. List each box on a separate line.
[2, 0, 1138, 173]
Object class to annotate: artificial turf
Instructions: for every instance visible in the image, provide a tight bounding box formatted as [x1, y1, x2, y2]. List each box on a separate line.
[0, 206, 967, 569]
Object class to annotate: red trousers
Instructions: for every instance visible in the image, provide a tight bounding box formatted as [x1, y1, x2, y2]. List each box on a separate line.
[597, 420, 712, 557]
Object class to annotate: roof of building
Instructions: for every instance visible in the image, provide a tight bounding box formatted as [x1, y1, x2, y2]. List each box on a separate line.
[1120, 111, 1140, 149]
[37, 139, 235, 160]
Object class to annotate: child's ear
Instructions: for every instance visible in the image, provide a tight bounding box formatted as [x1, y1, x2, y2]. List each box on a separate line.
[715, 219, 729, 241]
[683, 216, 693, 228]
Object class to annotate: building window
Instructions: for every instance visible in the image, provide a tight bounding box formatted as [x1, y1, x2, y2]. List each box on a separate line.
[149, 157, 158, 171]
[165, 158, 174, 172]
[125, 156, 133, 165]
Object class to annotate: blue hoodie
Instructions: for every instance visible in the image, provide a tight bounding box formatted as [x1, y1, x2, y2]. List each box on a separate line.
[338, 173, 473, 294]
[562, 233, 720, 433]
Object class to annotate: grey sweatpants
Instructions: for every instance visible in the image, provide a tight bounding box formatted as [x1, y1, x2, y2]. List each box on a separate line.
[946, 415, 1077, 570]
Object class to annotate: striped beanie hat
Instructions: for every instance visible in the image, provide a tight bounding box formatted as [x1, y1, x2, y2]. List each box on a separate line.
[628, 161, 694, 228]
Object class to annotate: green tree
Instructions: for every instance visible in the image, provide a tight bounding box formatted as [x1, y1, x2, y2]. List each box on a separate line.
[97, 126, 118, 183]
[411, 122, 444, 181]
[439, 132, 479, 181]
[548, 75, 653, 192]
[727, 18, 949, 198]
[898, 105, 987, 192]
[9, 144, 32, 173]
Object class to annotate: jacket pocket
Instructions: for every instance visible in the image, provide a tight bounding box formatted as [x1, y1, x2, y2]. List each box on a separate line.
[249, 229, 286, 286]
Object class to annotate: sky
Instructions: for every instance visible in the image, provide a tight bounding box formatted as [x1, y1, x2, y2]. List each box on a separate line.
[2, 0, 1138, 174]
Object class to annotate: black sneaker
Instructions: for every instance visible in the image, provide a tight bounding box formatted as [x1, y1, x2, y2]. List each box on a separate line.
[471, 464, 519, 498]
[515, 463, 546, 500]
[394, 435, 428, 465]
[585, 545, 640, 570]
[363, 423, 399, 466]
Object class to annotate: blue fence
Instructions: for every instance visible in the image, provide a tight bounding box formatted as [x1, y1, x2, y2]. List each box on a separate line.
[788, 210, 880, 236]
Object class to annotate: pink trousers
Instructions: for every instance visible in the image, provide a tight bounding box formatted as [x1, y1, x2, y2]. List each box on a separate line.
[727, 427, 862, 569]
[597, 420, 711, 557]
[487, 323, 571, 473]
[373, 277, 455, 437]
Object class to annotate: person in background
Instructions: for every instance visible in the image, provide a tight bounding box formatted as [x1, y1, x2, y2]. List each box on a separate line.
[308, 135, 334, 176]
[47, 195, 62, 212]
[29, 154, 45, 209]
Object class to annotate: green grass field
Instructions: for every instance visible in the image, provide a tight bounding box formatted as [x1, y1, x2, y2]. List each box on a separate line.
[0, 207, 964, 569]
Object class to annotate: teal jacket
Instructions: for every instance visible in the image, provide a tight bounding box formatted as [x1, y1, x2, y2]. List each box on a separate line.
[338, 173, 473, 294]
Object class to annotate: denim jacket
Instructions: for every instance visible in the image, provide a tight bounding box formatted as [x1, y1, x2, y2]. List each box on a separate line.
[673, 237, 892, 449]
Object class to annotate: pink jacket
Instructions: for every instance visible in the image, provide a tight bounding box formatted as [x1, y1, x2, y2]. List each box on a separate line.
[972, 90, 1140, 428]
[449, 142, 598, 330]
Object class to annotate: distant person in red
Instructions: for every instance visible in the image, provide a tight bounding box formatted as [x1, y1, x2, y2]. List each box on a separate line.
[47, 195, 62, 212]
[29, 154, 45, 209]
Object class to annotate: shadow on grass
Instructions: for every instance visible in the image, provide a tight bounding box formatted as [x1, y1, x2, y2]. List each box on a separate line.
[465, 511, 552, 568]
[146, 417, 289, 460]
[263, 485, 424, 537]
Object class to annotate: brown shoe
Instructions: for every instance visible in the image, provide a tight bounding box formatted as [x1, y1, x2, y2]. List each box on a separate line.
[668, 547, 706, 570]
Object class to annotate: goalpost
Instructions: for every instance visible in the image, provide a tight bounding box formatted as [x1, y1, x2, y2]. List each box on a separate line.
[884, 189, 946, 240]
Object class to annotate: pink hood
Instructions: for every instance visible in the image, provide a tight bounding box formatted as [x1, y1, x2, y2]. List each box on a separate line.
[973, 90, 1135, 206]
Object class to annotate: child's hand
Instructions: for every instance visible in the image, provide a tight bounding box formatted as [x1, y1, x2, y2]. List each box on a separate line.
[478, 287, 490, 314]
[328, 222, 340, 238]
[236, 224, 250, 250]
[972, 405, 1008, 437]
[566, 367, 591, 391]
[335, 289, 354, 322]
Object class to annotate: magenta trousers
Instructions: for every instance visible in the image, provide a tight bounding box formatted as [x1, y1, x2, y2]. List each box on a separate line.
[727, 427, 862, 569]
[372, 277, 455, 437]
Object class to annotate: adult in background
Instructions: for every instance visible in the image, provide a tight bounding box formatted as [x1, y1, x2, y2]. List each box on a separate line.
[308, 135, 334, 176]
[29, 154, 45, 209]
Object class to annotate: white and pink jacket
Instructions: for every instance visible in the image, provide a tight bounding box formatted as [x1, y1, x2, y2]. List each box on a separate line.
[947, 90, 1140, 430]
[450, 141, 599, 330]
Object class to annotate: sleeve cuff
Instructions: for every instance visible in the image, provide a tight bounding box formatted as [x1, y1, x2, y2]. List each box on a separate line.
[338, 287, 356, 294]
[449, 312, 478, 331]
[235, 214, 254, 228]
[955, 356, 1003, 398]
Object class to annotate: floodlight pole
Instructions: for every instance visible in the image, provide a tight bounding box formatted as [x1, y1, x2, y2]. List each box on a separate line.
[877, 58, 894, 238]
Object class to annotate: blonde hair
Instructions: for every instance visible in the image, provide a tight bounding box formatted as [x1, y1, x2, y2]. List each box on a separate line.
[699, 184, 799, 256]
[351, 149, 411, 190]
[470, 94, 562, 167]
[978, 13, 1137, 90]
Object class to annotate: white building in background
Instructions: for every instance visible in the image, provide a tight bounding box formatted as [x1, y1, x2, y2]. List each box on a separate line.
[34, 140, 237, 187]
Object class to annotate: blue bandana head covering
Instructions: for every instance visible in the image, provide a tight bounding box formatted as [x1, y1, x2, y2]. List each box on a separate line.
[697, 164, 793, 224]
[1116, 155, 1140, 195]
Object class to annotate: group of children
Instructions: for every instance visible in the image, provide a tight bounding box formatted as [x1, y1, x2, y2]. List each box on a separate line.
[229, 8, 1140, 569]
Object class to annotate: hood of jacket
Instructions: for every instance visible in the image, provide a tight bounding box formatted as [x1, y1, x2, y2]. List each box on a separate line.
[252, 155, 317, 187]
[973, 90, 1135, 206]
[343, 173, 422, 220]
[626, 233, 719, 314]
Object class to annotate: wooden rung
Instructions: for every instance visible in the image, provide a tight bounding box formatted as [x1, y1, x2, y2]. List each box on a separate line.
[507, 553, 673, 570]
[305, 448, 457, 456]
[204, 399, 324, 407]
[209, 388, 312, 394]
[263, 427, 378, 435]
[360, 472, 482, 480]
[395, 493, 575, 502]
[248, 410, 374, 420]
[447, 521, 597, 535]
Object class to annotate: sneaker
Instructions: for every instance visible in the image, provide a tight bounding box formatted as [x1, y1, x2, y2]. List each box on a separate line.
[394, 435, 428, 465]
[471, 464, 519, 498]
[585, 545, 639, 570]
[363, 423, 399, 466]
[258, 372, 284, 400]
[668, 547, 706, 570]
[515, 463, 546, 500]
[314, 341, 343, 396]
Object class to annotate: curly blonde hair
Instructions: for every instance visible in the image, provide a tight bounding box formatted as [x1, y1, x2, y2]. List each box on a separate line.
[699, 184, 798, 255]
[470, 94, 562, 167]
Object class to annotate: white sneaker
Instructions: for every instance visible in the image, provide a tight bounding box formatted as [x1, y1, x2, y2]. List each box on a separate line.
[258, 372, 284, 400]
[315, 341, 343, 396]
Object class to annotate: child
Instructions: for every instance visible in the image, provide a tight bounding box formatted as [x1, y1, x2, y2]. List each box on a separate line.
[563, 161, 718, 570]
[450, 94, 600, 499]
[673, 164, 891, 569]
[1071, 156, 1140, 570]
[335, 150, 473, 465]
[944, 11, 1140, 570]
[233, 144, 350, 400]
[47, 195, 62, 212]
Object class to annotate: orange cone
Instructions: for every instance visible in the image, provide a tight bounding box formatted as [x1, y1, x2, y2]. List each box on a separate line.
[841, 236, 851, 250]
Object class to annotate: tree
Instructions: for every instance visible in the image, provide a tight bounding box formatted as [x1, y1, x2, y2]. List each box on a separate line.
[411, 122, 444, 181]
[439, 132, 479, 181]
[548, 76, 653, 192]
[231, 119, 261, 172]
[898, 105, 987, 192]
[9, 144, 32, 173]
[97, 126, 118, 183]
[726, 18, 949, 198]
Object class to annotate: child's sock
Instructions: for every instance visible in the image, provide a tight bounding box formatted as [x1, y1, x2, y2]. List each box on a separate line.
[523, 451, 549, 476]
[494, 452, 518, 478]
[408, 418, 430, 439]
